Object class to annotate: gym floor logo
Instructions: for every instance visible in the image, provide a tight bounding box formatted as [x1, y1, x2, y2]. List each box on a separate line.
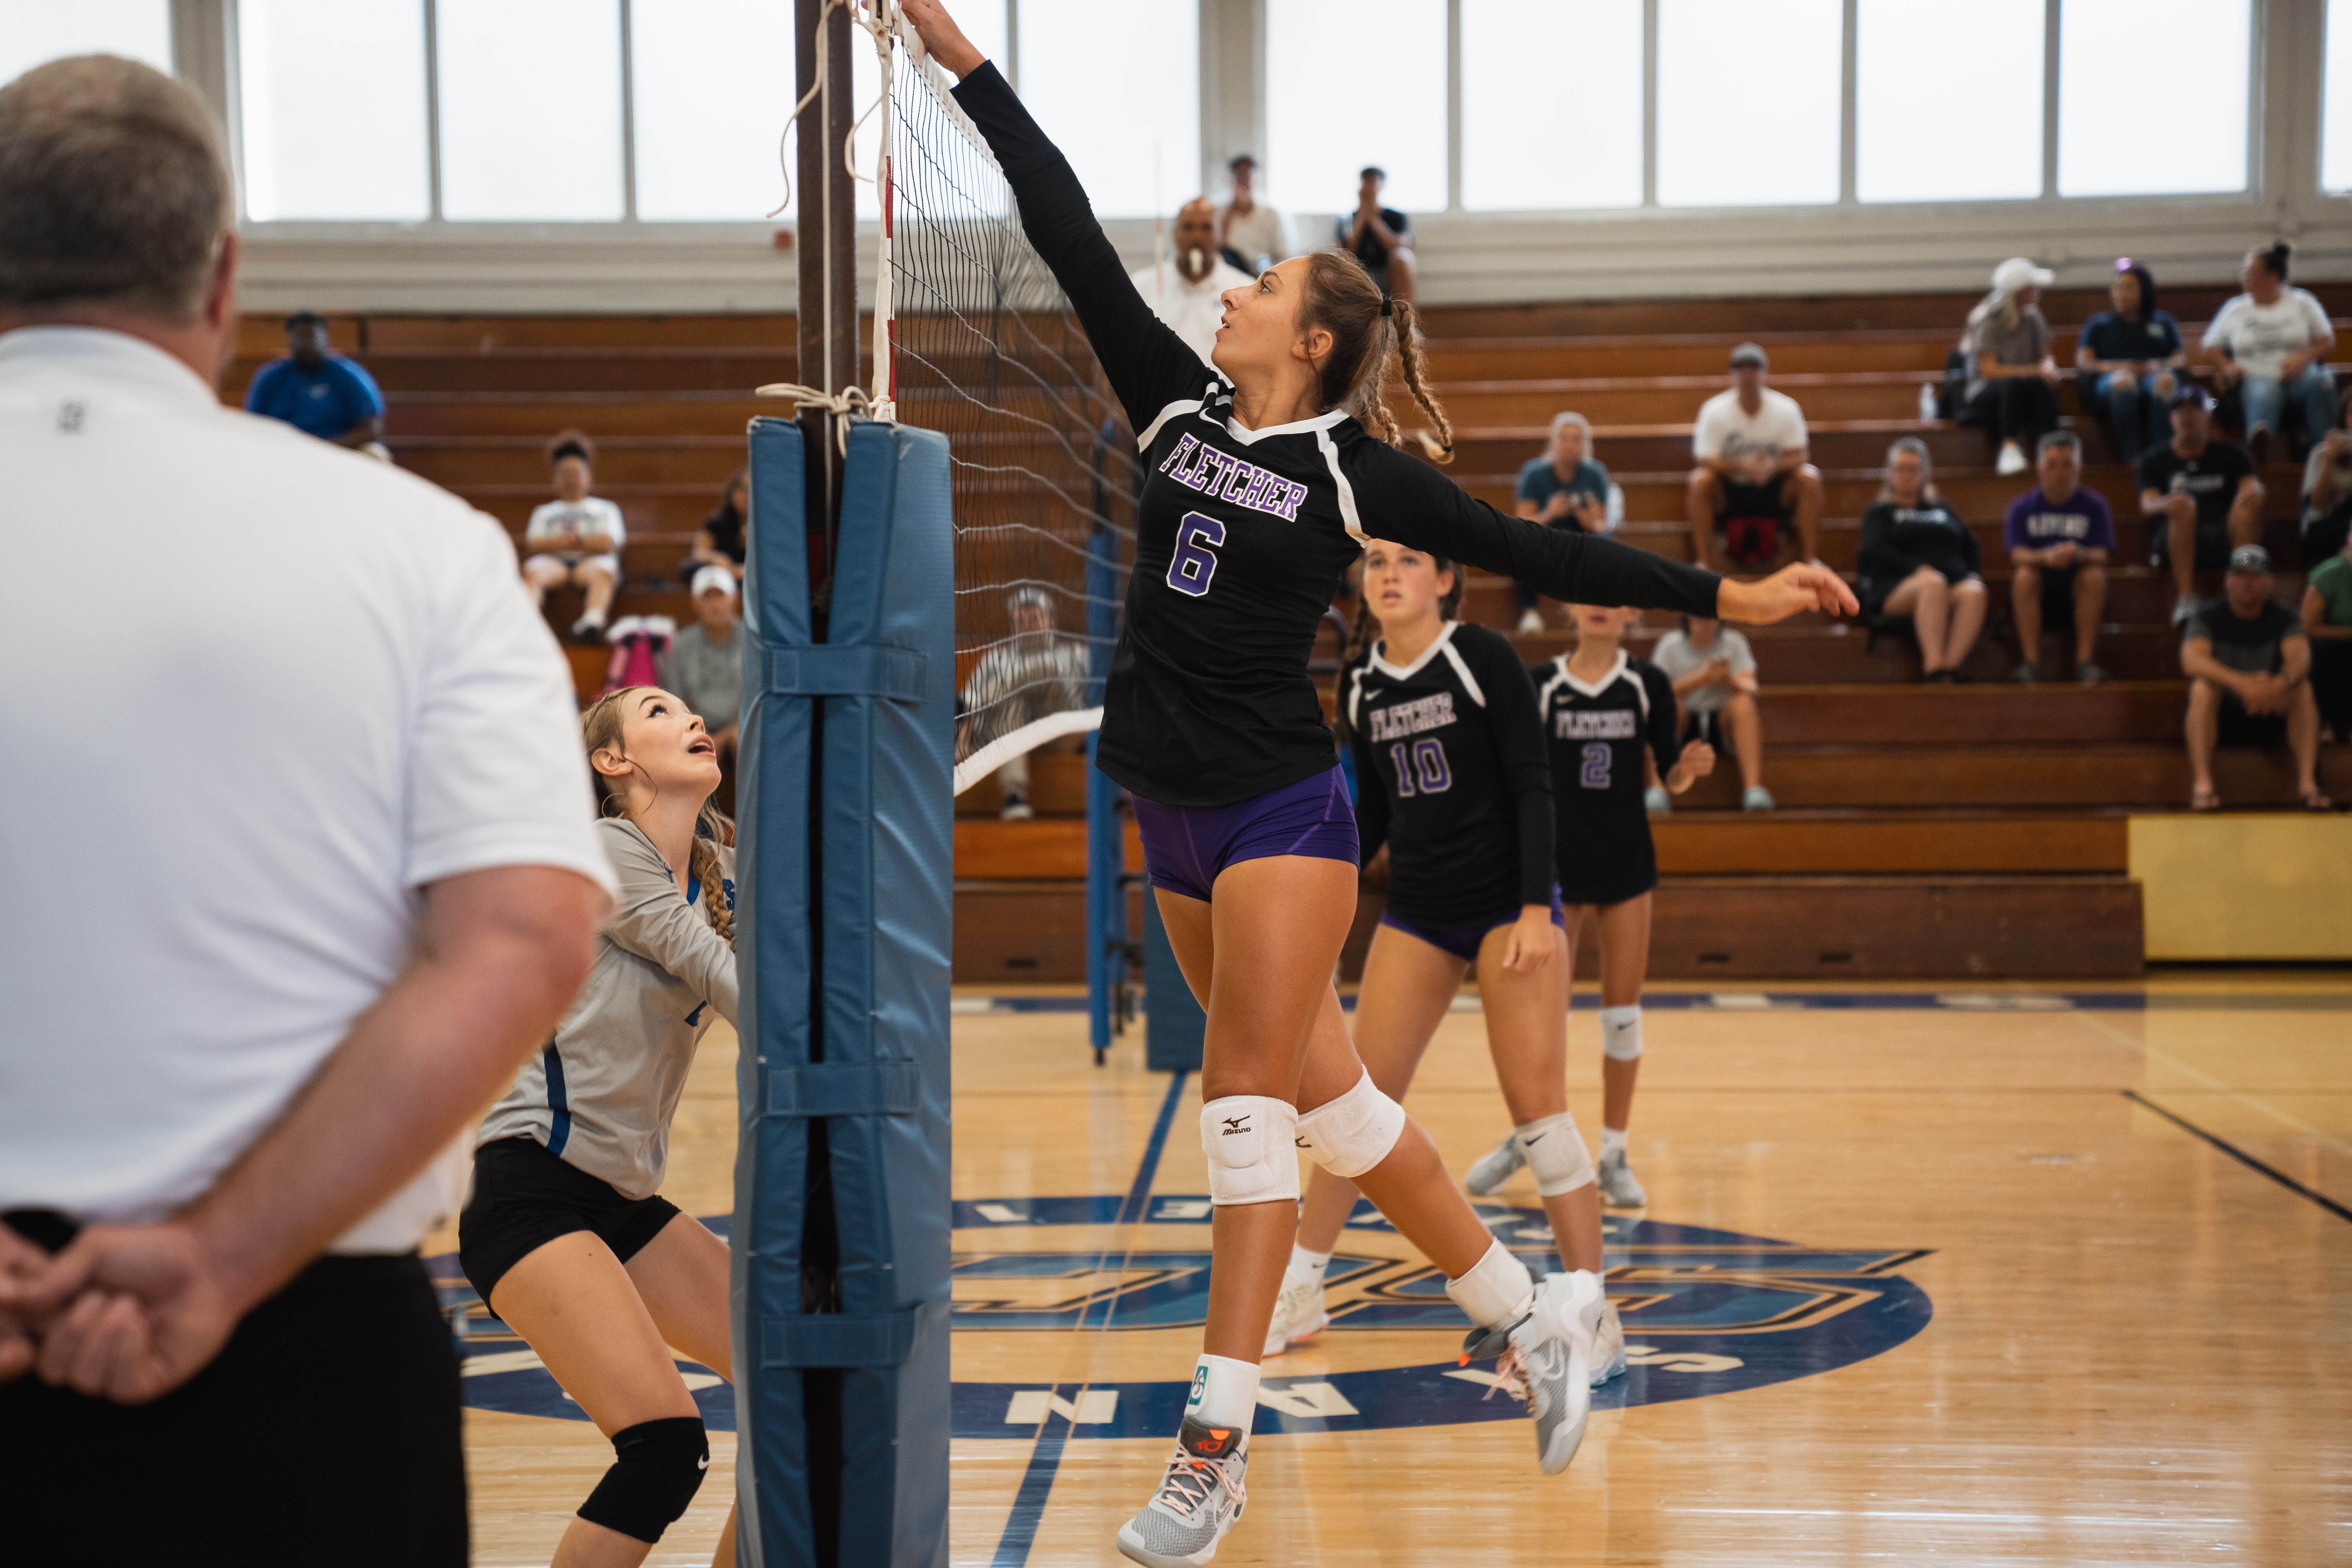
[436, 1197, 1932, 1439]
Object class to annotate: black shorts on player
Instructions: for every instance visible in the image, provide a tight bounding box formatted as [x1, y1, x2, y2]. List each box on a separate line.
[459, 1134, 683, 1302]
[949, 62, 1720, 815]
[1344, 621, 1555, 931]
[1535, 649, 1681, 906]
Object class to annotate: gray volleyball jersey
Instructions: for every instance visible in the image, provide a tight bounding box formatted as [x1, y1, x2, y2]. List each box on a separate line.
[478, 817, 737, 1199]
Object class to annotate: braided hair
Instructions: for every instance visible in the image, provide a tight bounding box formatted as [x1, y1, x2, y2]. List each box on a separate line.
[1297, 250, 1455, 463]
[580, 687, 735, 946]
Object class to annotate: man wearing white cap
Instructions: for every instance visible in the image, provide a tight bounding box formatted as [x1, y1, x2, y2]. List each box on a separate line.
[659, 565, 745, 769]
[1963, 257, 2063, 476]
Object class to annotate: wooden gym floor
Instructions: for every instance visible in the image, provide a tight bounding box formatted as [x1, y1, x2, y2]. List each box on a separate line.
[435, 974, 2352, 1566]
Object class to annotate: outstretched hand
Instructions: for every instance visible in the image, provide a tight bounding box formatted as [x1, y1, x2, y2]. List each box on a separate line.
[899, 0, 986, 77]
[1716, 561, 1858, 625]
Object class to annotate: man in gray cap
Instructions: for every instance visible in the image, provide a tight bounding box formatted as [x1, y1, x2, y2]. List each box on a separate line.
[1688, 342, 1824, 572]
[2180, 545, 2329, 810]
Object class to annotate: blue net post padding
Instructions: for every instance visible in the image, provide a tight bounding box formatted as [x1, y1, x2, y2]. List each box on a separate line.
[733, 416, 819, 1564]
[735, 417, 954, 1565]
[1083, 420, 1126, 1063]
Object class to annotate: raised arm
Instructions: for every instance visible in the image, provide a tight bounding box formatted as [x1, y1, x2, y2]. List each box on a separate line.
[1355, 444, 1854, 625]
[909, 1, 1208, 432]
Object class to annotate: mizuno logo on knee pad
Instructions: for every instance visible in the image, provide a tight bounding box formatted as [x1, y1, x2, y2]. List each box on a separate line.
[1293, 1071, 1407, 1180]
[1199, 1095, 1300, 1206]
[1222, 1116, 1249, 1134]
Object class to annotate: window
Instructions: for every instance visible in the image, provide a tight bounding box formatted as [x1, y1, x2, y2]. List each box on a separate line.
[2057, 0, 2249, 197]
[851, 0, 1007, 219]
[240, 0, 428, 222]
[0, 0, 171, 86]
[1856, 0, 2041, 203]
[1656, 0, 1842, 207]
[1461, 0, 1642, 212]
[436, 0, 624, 221]
[2325, 0, 2352, 190]
[1020, 0, 1197, 219]
[634, 0, 797, 221]
[1266, 0, 1446, 217]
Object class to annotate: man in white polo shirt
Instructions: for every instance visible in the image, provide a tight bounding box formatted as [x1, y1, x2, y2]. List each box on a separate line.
[1129, 197, 1255, 364]
[0, 57, 612, 1563]
[1687, 342, 1826, 572]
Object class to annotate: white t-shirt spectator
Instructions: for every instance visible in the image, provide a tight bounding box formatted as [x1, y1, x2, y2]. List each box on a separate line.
[0, 326, 613, 1253]
[527, 495, 627, 563]
[1221, 203, 1291, 269]
[2205, 287, 2334, 381]
[1651, 625, 1758, 716]
[1693, 388, 1809, 464]
[1128, 256, 1256, 365]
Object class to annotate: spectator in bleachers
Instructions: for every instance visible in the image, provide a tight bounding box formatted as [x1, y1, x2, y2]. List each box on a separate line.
[2005, 431, 2113, 685]
[1961, 257, 2061, 477]
[1859, 437, 1986, 682]
[658, 566, 744, 768]
[243, 310, 386, 455]
[1511, 411, 1613, 632]
[2140, 385, 2262, 626]
[2204, 240, 2337, 465]
[1130, 198, 1254, 364]
[958, 586, 1091, 821]
[1652, 615, 1772, 810]
[2075, 259, 2185, 464]
[520, 429, 625, 643]
[2182, 545, 2328, 811]
[2301, 528, 2352, 741]
[2298, 389, 2352, 567]
[1218, 154, 1291, 274]
[1687, 343, 1824, 572]
[1336, 166, 1414, 307]
[680, 464, 747, 585]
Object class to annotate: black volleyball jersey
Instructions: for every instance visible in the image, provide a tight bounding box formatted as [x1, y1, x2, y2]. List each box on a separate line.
[953, 63, 1722, 808]
[1533, 650, 1680, 877]
[1343, 622, 1553, 927]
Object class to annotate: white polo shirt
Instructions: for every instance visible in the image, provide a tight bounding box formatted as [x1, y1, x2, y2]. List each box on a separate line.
[1127, 256, 1257, 366]
[0, 327, 615, 1252]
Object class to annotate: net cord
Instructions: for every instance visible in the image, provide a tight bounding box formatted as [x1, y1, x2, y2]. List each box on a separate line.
[952, 706, 1105, 797]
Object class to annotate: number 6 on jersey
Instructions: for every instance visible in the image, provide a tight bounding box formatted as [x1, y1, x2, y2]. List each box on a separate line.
[1166, 511, 1225, 598]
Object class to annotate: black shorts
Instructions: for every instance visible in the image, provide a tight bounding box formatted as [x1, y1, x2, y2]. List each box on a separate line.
[2216, 691, 2289, 749]
[0, 1213, 465, 1567]
[1682, 708, 1725, 749]
[1713, 474, 1792, 565]
[2031, 566, 2079, 630]
[459, 1135, 681, 1304]
[1558, 816, 1660, 908]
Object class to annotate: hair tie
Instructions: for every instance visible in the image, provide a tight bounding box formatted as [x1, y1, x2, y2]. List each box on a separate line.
[1380, 297, 1393, 317]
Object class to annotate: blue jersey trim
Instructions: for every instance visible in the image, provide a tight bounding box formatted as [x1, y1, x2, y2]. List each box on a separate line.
[542, 1042, 573, 1156]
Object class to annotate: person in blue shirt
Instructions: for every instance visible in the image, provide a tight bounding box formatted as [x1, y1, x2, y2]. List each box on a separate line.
[2074, 259, 2185, 465]
[1511, 411, 1614, 631]
[243, 312, 386, 450]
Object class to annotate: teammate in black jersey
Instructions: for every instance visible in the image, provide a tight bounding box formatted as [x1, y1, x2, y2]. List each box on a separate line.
[1264, 539, 1625, 1393]
[904, 6, 1853, 1558]
[1467, 604, 1713, 1214]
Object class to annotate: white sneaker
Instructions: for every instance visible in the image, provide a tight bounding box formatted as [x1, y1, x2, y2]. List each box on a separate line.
[1262, 1270, 1329, 1357]
[1462, 1270, 1598, 1475]
[1644, 785, 1671, 816]
[1996, 441, 2027, 475]
[1596, 1148, 1647, 1208]
[1741, 785, 1776, 812]
[1116, 1417, 1249, 1566]
[1463, 1131, 1525, 1196]
[1000, 791, 1033, 822]
[1515, 608, 1545, 634]
[1588, 1296, 1627, 1386]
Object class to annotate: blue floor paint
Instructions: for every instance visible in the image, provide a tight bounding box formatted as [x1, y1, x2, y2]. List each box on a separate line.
[970, 988, 2352, 1016]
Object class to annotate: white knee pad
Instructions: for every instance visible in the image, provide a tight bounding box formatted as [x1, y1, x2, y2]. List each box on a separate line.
[1293, 1071, 1408, 1180]
[1199, 1095, 1300, 1207]
[1514, 1112, 1596, 1197]
[1600, 1005, 1643, 1062]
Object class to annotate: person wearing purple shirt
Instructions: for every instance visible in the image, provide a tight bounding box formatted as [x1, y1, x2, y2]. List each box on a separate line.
[2004, 430, 2114, 684]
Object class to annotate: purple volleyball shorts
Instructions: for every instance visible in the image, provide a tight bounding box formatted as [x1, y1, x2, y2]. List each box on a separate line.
[1131, 765, 1360, 902]
[1379, 886, 1568, 964]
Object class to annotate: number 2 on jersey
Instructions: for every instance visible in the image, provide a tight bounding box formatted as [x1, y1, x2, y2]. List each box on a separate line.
[1166, 511, 1225, 598]
[1390, 737, 1453, 797]
[1579, 741, 1611, 790]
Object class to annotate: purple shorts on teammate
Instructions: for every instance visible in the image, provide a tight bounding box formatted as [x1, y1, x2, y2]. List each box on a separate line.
[1380, 887, 1568, 964]
[1132, 765, 1359, 901]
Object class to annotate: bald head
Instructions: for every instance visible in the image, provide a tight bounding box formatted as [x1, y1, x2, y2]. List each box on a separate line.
[1174, 198, 1220, 282]
[0, 54, 234, 323]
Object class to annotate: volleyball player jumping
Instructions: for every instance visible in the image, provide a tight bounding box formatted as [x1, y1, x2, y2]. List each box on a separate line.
[1265, 539, 1625, 1390]
[903, 5, 1853, 1560]
[1467, 605, 1713, 1212]
[459, 687, 739, 1568]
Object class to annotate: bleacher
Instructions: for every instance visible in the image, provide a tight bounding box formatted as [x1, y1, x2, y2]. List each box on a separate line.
[227, 285, 2352, 982]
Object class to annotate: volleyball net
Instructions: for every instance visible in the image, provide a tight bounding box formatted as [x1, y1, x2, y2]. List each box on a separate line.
[866, 12, 1137, 795]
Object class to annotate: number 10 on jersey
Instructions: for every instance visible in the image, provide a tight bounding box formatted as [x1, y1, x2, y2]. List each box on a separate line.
[1167, 511, 1225, 598]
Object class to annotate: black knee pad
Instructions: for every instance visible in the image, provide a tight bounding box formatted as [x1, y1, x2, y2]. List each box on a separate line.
[578, 1416, 709, 1544]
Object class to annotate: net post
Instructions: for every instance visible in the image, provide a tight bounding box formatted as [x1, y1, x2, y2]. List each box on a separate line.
[1084, 417, 1126, 1066]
